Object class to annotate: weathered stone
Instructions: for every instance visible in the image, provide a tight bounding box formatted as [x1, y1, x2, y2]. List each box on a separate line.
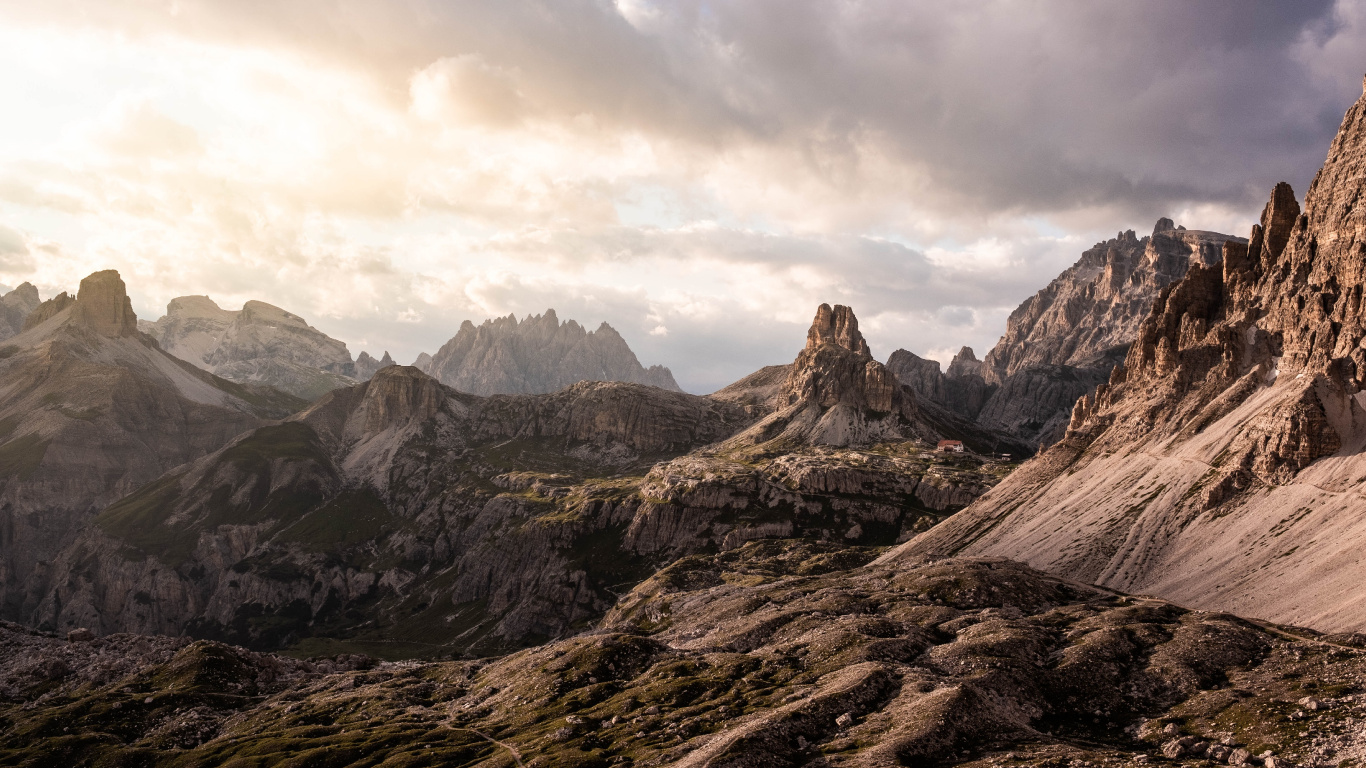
[892, 87, 1366, 637]
[70, 270, 139, 337]
[425, 309, 680, 395]
[0, 282, 39, 340]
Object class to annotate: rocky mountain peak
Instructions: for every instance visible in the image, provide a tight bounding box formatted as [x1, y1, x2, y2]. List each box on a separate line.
[804, 303, 872, 357]
[237, 300, 309, 329]
[782, 304, 896, 414]
[6, 282, 38, 307]
[946, 346, 984, 379]
[165, 295, 236, 322]
[423, 308, 680, 395]
[361, 365, 445, 434]
[354, 350, 397, 381]
[0, 282, 41, 341]
[71, 270, 138, 337]
[898, 88, 1366, 633]
[1153, 217, 1176, 234]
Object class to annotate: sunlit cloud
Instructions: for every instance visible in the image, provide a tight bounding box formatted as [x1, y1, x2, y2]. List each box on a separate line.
[0, 2, 1361, 390]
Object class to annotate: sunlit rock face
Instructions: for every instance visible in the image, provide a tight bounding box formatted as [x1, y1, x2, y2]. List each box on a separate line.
[889, 218, 1242, 450]
[144, 296, 359, 401]
[0, 270, 297, 623]
[896, 88, 1366, 635]
[424, 309, 680, 396]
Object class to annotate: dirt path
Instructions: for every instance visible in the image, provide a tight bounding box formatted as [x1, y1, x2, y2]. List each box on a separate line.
[445, 725, 526, 767]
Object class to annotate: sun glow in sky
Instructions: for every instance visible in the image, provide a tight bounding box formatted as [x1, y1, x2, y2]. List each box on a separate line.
[1, 1, 1363, 391]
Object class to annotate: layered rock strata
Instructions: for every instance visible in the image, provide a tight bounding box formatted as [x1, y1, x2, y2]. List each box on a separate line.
[895, 86, 1366, 633]
[143, 296, 357, 401]
[0, 270, 299, 621]
[0, 283, 39, 341]
[422, 309, 680, 395]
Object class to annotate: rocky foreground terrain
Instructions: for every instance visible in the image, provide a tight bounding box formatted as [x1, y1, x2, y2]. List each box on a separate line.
[898, 82, 1366, 632]
[3, 547, 1362, 767]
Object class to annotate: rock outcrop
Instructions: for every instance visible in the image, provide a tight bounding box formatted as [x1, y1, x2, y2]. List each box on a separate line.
[423, 309, 681, 395]
[894, 86, 1366, 634]
[137, 295, 235, 365]
[27, 307, 1020, 655]
[891, 220, 1242, 449]
[983, 221, 1242, 382]
[69, 270, 139, 337]
[0, 270, 301, 622]
[1, 551, 1349, 767]
[0, 283, 39, 341]
[887, 348, 994, 422]
[144, 297, 358, 400]
[353, 350, 395, 380]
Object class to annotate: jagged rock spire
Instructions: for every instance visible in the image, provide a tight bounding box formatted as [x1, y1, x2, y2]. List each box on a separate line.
[784, 304, 897, 415]
[805, 303, 872, 357]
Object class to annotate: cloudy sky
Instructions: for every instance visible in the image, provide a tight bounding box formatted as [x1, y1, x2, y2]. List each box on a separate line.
[0, 1, 1363, 392]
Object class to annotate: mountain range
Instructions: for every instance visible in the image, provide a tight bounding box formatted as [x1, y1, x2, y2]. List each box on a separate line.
[895, 80, 1366, 634]
[8, 76, 1366, 768]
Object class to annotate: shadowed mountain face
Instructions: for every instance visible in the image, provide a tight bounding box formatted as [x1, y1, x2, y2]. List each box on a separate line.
[888, 220, 1241, 449]
[0, 271, 301, 621]
[895, 86, 1366, 634]
[420, 309, 681, 395]
[0, 283, 39, 341]
[22, 305, 1024, 656]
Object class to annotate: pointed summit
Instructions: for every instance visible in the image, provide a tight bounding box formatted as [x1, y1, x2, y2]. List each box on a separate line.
[422, 309, 680, 394]
[805, 303, 871, 357]
[946, 346, 983, 379]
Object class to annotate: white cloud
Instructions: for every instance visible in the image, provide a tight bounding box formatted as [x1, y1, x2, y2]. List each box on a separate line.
[0, 2, 1356, 391]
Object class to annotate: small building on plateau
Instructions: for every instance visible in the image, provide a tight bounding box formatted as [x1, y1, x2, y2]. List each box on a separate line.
[937, 439, 965, 453]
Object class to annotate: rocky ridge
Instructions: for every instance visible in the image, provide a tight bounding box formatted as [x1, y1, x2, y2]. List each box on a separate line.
[353, 350, 395, 380]
[885, 220, 1240, 448]
[895, 85, 1366, 633]
[420, 309, 681, 395]
[0, 282, 39, 341]
[143, 296, 359, 401]
[24, 306, 1020, 657]
[983, 219, 1242, 383]
[0, 270, 301, 622]
[1, 550, 1357, 766]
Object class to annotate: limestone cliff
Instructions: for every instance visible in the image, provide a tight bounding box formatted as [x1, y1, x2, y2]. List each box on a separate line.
[0, 270, 300, 622]
[889, 221, 1241, 449]
[144, 297, 358, 401]
[887, 347, 994, 422]
[29, 311, 1018, 655]
[0, 283, 39, 341]
[894, 84, 1366, 634]
[424, 309, 680, 395]
[983, 220, 1242, 383]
